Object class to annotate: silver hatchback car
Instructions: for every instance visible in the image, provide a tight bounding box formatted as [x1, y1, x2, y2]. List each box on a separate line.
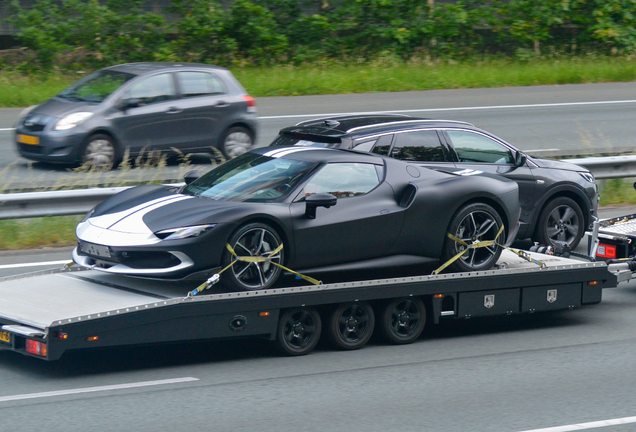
[15, 62, 258, 168]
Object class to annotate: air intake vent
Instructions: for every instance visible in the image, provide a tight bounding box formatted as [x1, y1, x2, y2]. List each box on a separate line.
[399, 184, 417, 208]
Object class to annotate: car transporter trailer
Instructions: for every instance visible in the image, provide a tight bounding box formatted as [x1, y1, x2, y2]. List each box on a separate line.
[2, 243, 636, 361]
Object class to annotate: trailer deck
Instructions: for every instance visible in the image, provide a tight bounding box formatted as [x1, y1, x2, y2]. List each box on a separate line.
[0, 249, 624, 360]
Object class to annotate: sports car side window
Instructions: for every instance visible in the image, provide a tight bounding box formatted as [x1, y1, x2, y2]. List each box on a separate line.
[446, 130, 514, 164]
[390, 130, 445, 162]
[303, 163, 380, 199]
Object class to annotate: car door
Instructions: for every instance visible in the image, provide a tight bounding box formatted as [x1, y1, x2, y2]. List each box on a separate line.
[441, 129, 538, 234]
[166, 70, 233, 153]
[290, 162, 405, 269]
[110, 73, 181, 154]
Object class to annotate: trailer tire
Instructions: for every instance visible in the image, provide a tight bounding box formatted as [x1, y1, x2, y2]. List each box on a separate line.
[327, 302, 375, 350]
[276, 307, 322, 356]
[379, 297, 426, 345]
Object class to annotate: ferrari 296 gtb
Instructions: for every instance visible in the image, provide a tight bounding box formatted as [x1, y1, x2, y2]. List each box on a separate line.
[73, 146, 520, 290]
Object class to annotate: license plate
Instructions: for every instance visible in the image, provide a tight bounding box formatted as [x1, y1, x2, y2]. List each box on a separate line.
[0, 331, 10, 345]
[17, 134, 40, 145]
[80, 241, 111, 258]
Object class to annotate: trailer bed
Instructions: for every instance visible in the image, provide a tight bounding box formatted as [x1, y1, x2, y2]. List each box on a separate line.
[0, 250, 620, 360]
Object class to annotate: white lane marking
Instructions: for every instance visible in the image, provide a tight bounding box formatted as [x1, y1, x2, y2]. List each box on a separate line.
[0, 377, 199, 403]
[0, 260, 70, 270]
[259, 99, 636, 120]
[0, 128, 15, 131]
[518, 415, 636, 432]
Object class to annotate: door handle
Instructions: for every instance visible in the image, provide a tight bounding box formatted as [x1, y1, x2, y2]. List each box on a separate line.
[166, 107, 183, 114]
[215, 101, 230, 107]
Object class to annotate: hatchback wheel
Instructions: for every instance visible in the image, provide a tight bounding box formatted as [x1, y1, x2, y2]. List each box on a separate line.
[219, 126, 253, 159]
[81, 134, 119, 169]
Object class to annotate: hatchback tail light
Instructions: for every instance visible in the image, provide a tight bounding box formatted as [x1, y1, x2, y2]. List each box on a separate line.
[242, 95, 256, 113]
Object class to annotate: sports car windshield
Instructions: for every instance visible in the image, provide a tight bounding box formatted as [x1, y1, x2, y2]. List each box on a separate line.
[182, 153, 316, 201]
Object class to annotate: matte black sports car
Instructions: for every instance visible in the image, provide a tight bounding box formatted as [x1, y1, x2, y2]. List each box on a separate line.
[74, 147, 520, 290]
[270, 114, 599, 249]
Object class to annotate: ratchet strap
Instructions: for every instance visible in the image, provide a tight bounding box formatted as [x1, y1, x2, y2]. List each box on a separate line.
[186, 243, 321, 297]
[433, 225, 546, 275]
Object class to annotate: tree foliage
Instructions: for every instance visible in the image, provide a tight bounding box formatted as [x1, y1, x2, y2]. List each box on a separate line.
[5, 0, 636, 71]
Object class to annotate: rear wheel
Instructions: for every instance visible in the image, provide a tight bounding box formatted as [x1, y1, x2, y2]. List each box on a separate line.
[219, 126, 254, 159]
[222, 223, 284, 291]
[327, 302, 375, 350]
[276, 307, 322, 356]
[534, 197, 584, 249]
[379, 297, 426, 345]
[440, 203, 505, 273]
[81, 133, 119, 169]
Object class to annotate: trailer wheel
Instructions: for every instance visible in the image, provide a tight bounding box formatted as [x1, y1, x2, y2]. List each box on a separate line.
[276, 307, 322, 356]
[327, 302, 375, 350]
[379, 297, 426, 345]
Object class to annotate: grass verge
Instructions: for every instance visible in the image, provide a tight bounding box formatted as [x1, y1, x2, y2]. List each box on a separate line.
[0, 215, 81, 250]
[2, 56, 636, 107]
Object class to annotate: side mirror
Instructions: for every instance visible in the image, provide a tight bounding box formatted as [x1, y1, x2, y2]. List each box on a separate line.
[514, 151, 527, 167]
[118, 98, 142, 111]
[184, 170, 200, 185]
[633, 181, 636, 192]
[305, 193, 337, 219]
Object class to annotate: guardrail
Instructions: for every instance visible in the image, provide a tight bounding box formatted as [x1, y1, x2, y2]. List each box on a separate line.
[0, 156, 634, 220]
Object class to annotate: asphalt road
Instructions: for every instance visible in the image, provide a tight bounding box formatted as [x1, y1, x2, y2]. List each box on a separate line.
[2, 82, 636, 189]
[1, 206, 636, 432]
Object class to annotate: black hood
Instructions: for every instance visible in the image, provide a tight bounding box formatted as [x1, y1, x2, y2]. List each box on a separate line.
[531, 157, 588, 172]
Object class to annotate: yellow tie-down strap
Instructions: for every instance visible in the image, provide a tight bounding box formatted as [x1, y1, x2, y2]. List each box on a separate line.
[433, 225, 546, 275]
[186, 243, 321, 297]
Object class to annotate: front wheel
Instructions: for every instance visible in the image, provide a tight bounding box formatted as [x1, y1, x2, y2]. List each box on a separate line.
[81, 133, 119, 169]
[219, 126, 254, 159]
[440, 203, 505, 273]
[222, 223, 284, 291]
[534, 197, 584, 249]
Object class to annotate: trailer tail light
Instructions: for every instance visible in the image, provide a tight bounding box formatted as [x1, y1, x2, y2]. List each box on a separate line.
[242, 95, 256, 113]
[597, 243, 617, 259]
[26, 340, 47, 357]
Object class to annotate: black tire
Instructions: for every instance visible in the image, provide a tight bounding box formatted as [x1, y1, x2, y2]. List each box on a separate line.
[327, 302, 375, 350]
[534, 197, 585, 249]
[81, 133, 120, 169]
[219, 126, 254, 159]
[440, 202, 505, 273]
[379, 297, 426, 345]
[276, 307, 322, 356]
[222, 222, 284, 291]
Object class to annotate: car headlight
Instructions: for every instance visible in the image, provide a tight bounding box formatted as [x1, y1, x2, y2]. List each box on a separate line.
[578, 172, 595, 183]
[54, 112, 94, 130]
[155, 224, 216, 240]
